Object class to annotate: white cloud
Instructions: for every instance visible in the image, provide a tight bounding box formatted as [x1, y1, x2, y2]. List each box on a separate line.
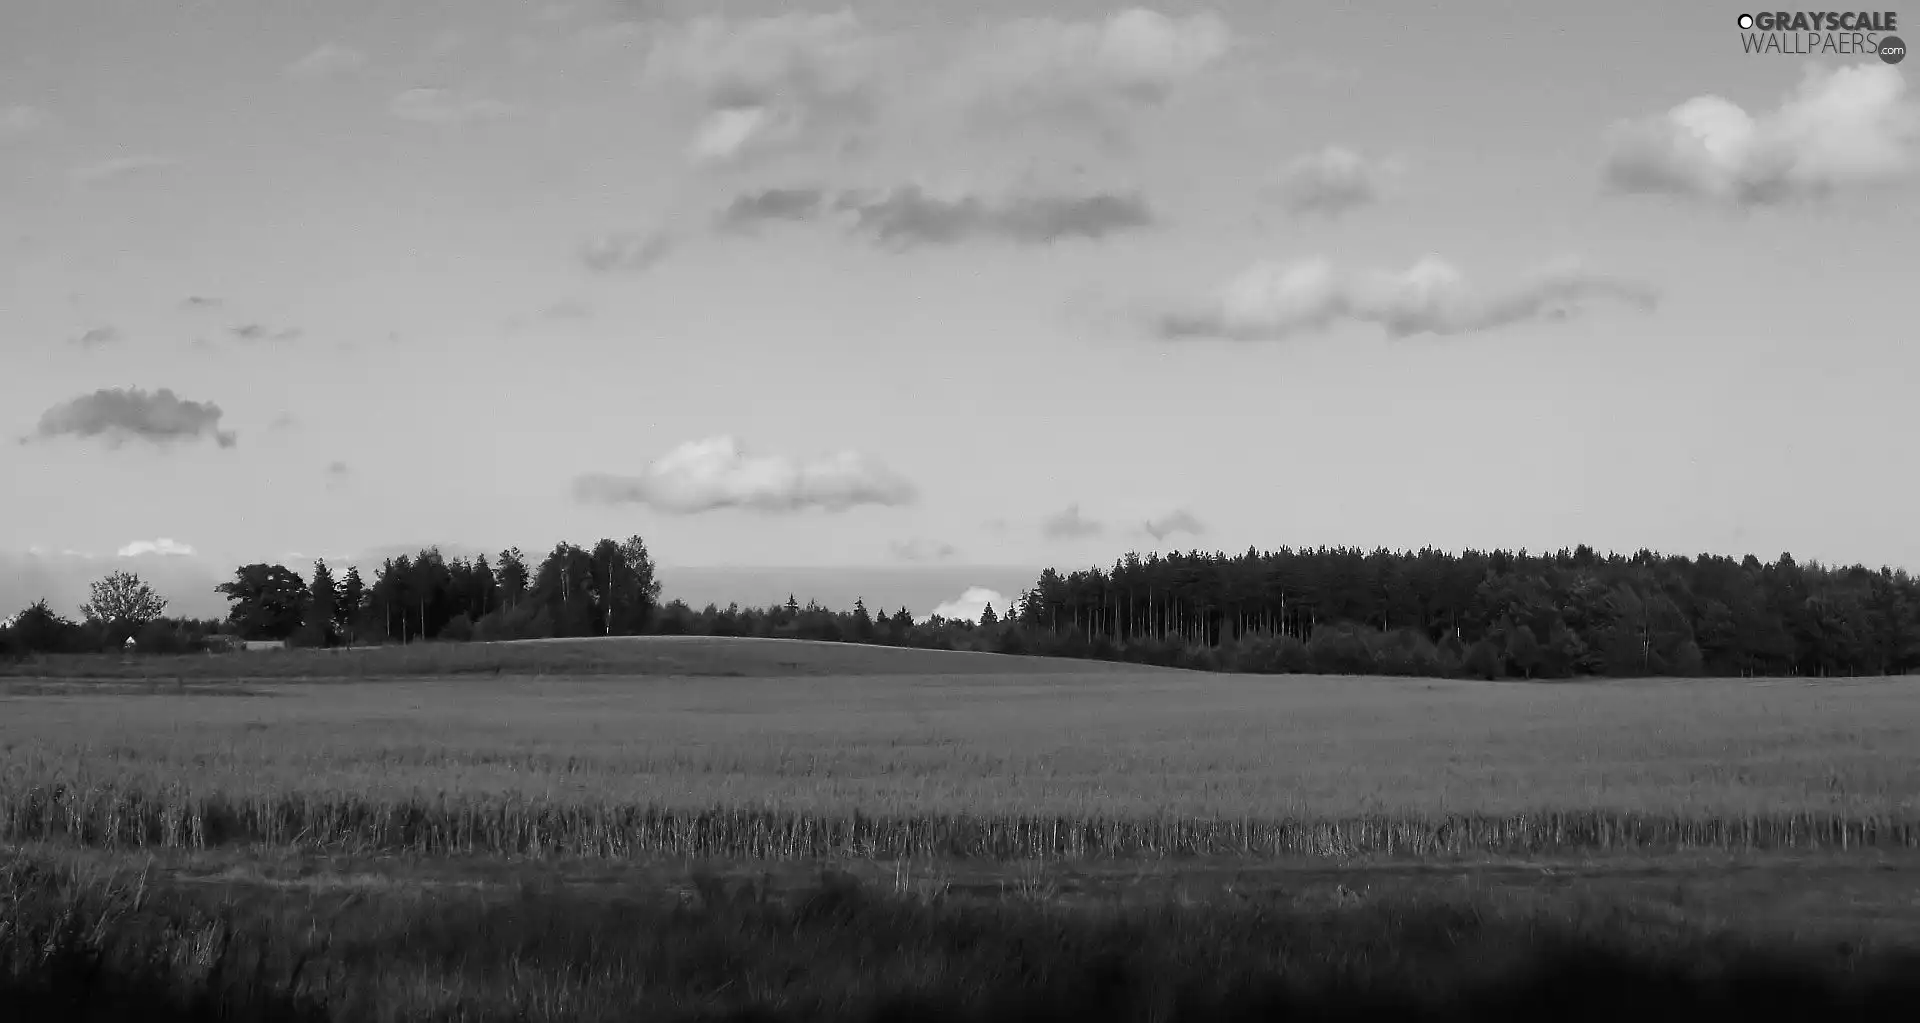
[1602, 64, 1919, 206]
[118, 538, 196, 558]
[1, 104, 50, 141]
[1273, 146, 1396, 216]
[928, 586, 1007, 624]
[644, 11, 882, 166]
[943, 9, 1229, 122]
[573, 436, 917, 514]
[1158, 256, 1658, 341]
[685, 105, 817, 165]
[71, 155, 178, 184]
[286, 43, 368, 80]
[389, 88, 518, 125]
[639, 9, 1226, 163]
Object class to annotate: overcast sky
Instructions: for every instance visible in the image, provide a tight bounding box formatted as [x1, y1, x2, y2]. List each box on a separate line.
[4, 0, 1917, 616]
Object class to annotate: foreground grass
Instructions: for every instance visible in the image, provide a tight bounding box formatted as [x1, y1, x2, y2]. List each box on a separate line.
[6, 849, 1920, 1022]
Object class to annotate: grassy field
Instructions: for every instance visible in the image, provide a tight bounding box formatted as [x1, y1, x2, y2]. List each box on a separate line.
[5, 648, 1918, 814]
[5, 636, 1919, 1019]
[0, 634, 1163, 680]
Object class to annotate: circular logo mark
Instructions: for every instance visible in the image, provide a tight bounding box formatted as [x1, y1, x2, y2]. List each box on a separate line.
[1737, 13, 1754, 29]
[1881, 35, 1906, 64]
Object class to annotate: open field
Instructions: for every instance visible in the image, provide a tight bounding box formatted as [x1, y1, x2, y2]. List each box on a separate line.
[7, 636, 1920, 1019]
[0, 634, 1169, 680]
[3, 638, 1919, 858]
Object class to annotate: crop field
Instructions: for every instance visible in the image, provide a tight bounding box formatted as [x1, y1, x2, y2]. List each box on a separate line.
[4, 638, 1919, 861]
[7, 637, 1920, 1019]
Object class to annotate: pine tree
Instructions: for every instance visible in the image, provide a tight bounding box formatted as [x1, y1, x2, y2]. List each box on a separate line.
[304, 560, 338, 647]
[338, 566, 365, 647]
[495, 548, 529, 610]
[979, 602, 998, 626]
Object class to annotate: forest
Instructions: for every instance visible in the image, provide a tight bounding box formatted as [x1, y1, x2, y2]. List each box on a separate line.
[4, 539, 1918, 679]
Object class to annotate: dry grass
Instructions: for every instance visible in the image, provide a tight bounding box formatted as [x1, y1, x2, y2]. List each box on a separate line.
[4, 661, 1919, 860]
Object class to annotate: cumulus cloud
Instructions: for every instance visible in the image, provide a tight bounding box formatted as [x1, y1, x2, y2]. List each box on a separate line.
[1602, 64, 1918, 206]
[1273, 146, 1395, 216]
[117, 538, 195, 558]
[644, 11, 883, 166]
[573, 436, 917, 514]
[1156, 256, 1659, 341]
[70, 326, 121, 348]
[1143, 509, 1205, 541]
[1041, 503, 1104, 540]
[389, 88, 518, 125]
[888, 538, 958, 563]
[577, 231, 672, 273]
[928, 586, 1007, 624]
[715, 184, 1153, 247]
[1, 104, 50, 141]
[71, 155, 178, 184]
[24, 387, 238, 449]
[944, 9, 1229, 128]
[286, 43, 368, 80]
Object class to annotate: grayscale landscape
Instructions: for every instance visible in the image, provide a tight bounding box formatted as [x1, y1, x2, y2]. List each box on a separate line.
[3, 2, 1917, 1020]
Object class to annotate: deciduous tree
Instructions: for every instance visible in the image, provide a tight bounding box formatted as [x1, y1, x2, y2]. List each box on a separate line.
[215, 563, 308, 641]
[78, 571, 169, 642]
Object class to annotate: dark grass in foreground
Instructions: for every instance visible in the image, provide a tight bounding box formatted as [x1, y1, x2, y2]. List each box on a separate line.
[5, 852, 1920, 1022]
[0, 635, 1166, 680]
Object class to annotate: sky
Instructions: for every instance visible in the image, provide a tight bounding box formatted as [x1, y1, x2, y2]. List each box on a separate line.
[3, 0, 1917, 621]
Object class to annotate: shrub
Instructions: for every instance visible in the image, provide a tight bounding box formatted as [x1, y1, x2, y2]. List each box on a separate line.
[440, 615, 475, 643]
[4, 600, 80, 655]
[1307, 624, 1378, 675]
[1463, 639, 1505, 680]
[1374, 628, 1443, 677]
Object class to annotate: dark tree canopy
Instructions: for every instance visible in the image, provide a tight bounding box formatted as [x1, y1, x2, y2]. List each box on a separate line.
[216, 563, 309, 641]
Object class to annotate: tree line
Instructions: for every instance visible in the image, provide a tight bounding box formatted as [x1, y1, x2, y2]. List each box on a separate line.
[1005, 546, 1920, 678]
[210, 537, 663, 647]
[4, 539, 1918, 679]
